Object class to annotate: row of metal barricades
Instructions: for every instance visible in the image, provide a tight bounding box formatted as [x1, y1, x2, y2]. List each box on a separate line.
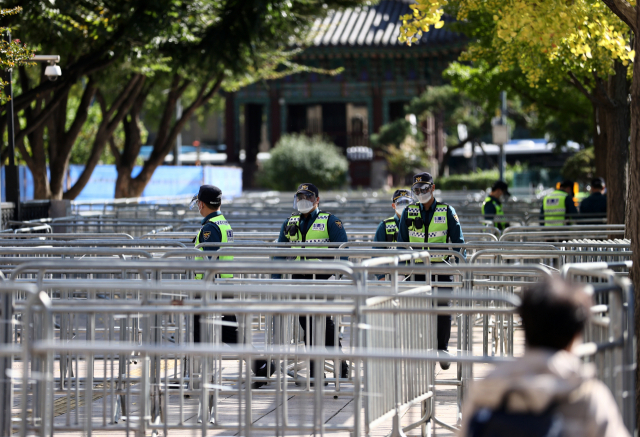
[0, 217, 633, 436]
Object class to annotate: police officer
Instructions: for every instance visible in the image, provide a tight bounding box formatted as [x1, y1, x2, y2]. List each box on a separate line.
[482, 180, 510, 230]
[540, 180, 578, 226]
[191, 185, 272, 387]
[374, 189, 413, 243]
[275, 183, 349, 383]
[580, 177, 607, 224]
[397, 172, 465, 370]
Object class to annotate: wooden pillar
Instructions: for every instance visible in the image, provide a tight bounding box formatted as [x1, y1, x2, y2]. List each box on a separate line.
[435, 111, 445, 172]
[225, 92, 238, 163]
[270, 90, 281, 147]
[372, 86, 383, 133]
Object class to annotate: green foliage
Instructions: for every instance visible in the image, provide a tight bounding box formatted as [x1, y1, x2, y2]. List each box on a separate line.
[370, 119, 414, 149]
[436, 165, 528, 190]
[0, 7, 34, 104]
[444, 61, 593, 148]
[561, 147, 595, 184]
[257, 134, 348, 191]
[385, 137, 430, 181]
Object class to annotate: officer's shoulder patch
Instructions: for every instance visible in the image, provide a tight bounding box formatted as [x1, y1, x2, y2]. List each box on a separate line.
[203, 231, 211, 240]
[335, 220, 343, 229]
[453, 214, 459, 222]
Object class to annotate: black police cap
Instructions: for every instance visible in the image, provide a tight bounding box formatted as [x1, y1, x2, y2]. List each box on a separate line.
[590, 177, 605, 188]
[392, 189, 412, 202]
[296, 183, 319, 197]
[197, 185, 222, 205]
[491, 180, 510, 196]
[412, 172, 434, 186]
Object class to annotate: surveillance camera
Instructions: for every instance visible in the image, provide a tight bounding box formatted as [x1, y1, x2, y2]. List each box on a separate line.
[44, 64, 62, 81]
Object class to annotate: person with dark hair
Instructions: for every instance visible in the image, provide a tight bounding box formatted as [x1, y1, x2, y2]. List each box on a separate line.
[540, 180, 578, 226]
[373, 189, 413, 243]
[397, 172, 466, 370]
[482, 180, 510, 230]
[460, 277, 630, 437]
[580, 178, 607, 224]
[191, 185, 274, 388]
[273, 182, 349, 385]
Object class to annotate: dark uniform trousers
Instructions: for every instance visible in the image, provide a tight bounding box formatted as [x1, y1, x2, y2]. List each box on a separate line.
[414, 273, 452, 351]
[292, 273, 347, 378]
[194, 311, 271, 377]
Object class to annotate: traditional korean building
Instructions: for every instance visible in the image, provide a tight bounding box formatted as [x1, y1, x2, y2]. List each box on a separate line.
[224, 0, 466, 188]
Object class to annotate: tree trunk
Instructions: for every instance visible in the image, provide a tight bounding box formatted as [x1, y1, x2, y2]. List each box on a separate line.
[593, 105, 607, 180]
[63, 75, 145, 200]
[602, 61, 630, 225]
[629, 7, 640, 427]
[117, 74, 223, 198]
[114, 94, 146, 198]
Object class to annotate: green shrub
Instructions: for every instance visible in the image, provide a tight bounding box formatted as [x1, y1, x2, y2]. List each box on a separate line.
[437, 168, 515, 190]
[257, 134, 348, 190]
[561, 147, 595, 183]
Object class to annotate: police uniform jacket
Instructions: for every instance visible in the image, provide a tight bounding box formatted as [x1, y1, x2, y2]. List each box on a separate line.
[397, 200, 466, 259]
[272, 208, 348, 279]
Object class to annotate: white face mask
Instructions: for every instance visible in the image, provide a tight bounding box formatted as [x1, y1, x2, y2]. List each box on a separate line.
[395, 205, 407, 216]
[417, 192, 432, 204]
[297, 199, 314, 214]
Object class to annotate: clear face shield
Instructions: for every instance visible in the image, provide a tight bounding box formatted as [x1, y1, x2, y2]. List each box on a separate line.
[394, 195, 412, 215]
[293, 192, 316, 212]
[189, 195, 199, 210]
[395, 196, 412, 209]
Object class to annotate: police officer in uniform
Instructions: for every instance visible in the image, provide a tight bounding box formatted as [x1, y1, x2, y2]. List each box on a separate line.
[275, 183, 349, 383]
[191, 185, 272, 387]
[397, 172, 466, 370]
[482, 180, 510, 230]
[373, 189, 413, 243]
[580, 177, 607, 224]
[540, 180, 578, 226]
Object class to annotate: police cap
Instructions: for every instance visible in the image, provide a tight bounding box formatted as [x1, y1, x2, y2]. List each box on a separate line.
[412, 172, 434, 187]
[491, 180, 511, 196]
[296, 183, 319, 197]
[196, 185, 222, 206]
[392, 189, 412, 202]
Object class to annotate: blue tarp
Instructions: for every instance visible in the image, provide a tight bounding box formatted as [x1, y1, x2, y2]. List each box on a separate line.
[2, 165, 242, 201]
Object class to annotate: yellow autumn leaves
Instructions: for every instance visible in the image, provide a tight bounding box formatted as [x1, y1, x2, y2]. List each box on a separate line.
[399, 0, 634, 87]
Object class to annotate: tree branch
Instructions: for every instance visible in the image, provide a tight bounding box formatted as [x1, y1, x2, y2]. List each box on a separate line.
[600, 0, 637, 34]
[57, 78, 98, 161]
[108, 136, 121, 168]
[567, 72, 598, 105]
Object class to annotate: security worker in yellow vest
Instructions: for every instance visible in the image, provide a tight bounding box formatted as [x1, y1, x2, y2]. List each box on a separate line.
[482, 180, 510, 230]
[397, 172, 466, 370]
[191, 185, 273, 387]
[373, 189, 413, 244]
[274, 183, 349, 383]
[540, 180, 578, 226]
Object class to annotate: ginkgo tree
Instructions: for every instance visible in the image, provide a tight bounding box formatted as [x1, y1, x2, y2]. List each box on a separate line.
[401, 0, 632, 226]
[402, 0, 640, 423]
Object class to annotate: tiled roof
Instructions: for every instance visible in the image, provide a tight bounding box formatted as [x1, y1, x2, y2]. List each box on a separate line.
[310, 0, 462, 48]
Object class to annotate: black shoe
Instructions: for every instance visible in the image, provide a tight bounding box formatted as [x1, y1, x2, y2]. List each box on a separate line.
[251, 381, 268, 389]
[438, 350, 451, 370]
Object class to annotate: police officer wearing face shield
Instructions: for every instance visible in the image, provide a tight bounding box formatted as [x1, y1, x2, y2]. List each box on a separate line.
[274, 183, 349, 383]
[397, 173, 466, 370]
[191, 185, 273, 387]
[374, 189, 413, 243]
